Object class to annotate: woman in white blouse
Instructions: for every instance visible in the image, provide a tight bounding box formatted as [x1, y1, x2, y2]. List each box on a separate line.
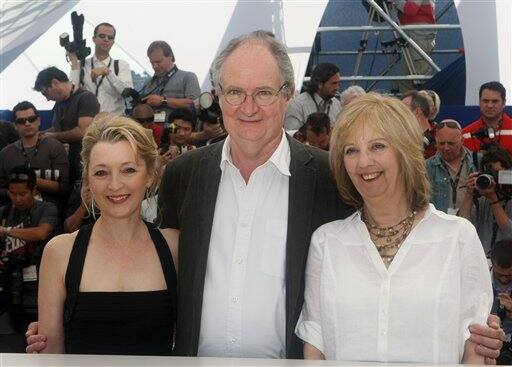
[296, 93, 493, 363]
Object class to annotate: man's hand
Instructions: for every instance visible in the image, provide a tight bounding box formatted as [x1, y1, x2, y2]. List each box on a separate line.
[159, 146, 180, 168]
[202, 122, 224, 140]
[25, 321, 47, 353]
[498, 292, 512, 317]
[91, 66, 110, 82]
[469, 314, 505, 364]
[66, 52, 79, 68]
[464, 172, 479, 195]
[42, 131, 56, 140]
[145, 94, 165, 107]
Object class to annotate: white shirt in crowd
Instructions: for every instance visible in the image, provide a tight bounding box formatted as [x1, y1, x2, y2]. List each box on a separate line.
[69, 55, 133, 116]
[296, 204, 492, 363]
[198, 132, 290, 358]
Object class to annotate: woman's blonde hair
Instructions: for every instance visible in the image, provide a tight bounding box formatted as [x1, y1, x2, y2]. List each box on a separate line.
[329, 92, 430, 211]
[80, 116, 160, 204]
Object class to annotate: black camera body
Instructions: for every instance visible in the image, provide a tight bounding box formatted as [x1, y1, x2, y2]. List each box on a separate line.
[472, 126, 500, 151]
[197, 92, 223, 125]
[59, 11, 91, 62]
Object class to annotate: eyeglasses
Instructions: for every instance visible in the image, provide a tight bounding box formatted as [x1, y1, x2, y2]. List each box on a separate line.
[219, 83, 288, 106]
[14, 115, 38, 125]
[436, 120, 461, 130]
[135, 117, 154, 124]
[96, 34, 115, 41]
[8, 173, 29, 181]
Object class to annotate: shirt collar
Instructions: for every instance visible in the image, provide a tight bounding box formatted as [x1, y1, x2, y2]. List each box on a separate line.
[314, 92, 332, 104]
[93, 55, 111, 65]
[220, 131, 291, 176]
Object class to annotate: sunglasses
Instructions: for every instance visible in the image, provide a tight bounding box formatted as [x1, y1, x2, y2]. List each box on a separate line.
[14, 115, 38, 125]
[135, 117, 154, 124]
[8, 173, 29, 181]
[436, 120, 461, 130]
[96, 34, 115, 41]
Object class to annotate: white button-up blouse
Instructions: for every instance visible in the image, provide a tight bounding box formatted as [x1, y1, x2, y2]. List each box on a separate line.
[296, 204, 492, 363]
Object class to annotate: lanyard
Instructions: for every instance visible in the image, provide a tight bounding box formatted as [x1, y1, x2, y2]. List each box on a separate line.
[92, 58, 112, 97]
[440, 158, 464, 207]
[20, 137, 41, 168]
[141, 66, 178, 97]
[309, 93, 331, 116]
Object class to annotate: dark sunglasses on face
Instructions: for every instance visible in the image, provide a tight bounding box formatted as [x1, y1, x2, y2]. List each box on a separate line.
[14, 116, 38, 125]
[8, 173, 29, 181]
[135, 117, 154, 124]
[96, 34, 115, 41]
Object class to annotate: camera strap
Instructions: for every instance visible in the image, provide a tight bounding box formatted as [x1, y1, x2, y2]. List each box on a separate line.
[140, 66, 178, 98]
[20, 136, 41, 169]
[309, 92, 331, 116]
[92, 58, 112, 97]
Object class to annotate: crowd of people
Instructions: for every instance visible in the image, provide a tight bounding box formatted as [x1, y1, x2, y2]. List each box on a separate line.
[0, 17, 510, 365]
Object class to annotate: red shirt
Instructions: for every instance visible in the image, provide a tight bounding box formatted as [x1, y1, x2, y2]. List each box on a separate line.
[150, 123, 164, 145]
[462, 113, 512, 155]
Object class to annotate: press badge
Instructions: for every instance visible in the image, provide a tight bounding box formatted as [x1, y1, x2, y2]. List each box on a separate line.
[447, 207, 458, 215]
[23, 265, 37, 282]
[154, 111, 166, 123]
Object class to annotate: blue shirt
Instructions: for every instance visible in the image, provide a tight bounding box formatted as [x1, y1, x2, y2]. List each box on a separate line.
[492, 275, 512, 340]
[426, 148, 476, 213]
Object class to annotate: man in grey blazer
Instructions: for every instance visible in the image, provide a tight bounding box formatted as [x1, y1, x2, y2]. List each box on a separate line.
[158, 31, 352, 358]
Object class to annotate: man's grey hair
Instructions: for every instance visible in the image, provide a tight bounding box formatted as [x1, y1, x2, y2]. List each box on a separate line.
[340, 85, 366, 106]
[211, 30, 295, 93]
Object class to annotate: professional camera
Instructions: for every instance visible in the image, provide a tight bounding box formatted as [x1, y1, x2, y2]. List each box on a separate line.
[423, 129, 435, 150]
[472, 126, 500, 151]
[121, 88, 144, 107]
[197, 92, 223, 125]
[475, 163, 512, 199]
[59, 11, 91, 62]
[0, 252, 25, 306]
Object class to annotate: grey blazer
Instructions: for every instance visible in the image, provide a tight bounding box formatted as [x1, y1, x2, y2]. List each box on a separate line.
[158, 135, 354, 358]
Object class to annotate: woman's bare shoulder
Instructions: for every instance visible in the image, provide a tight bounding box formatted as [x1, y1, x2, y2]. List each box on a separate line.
[42, 231, 79, 263]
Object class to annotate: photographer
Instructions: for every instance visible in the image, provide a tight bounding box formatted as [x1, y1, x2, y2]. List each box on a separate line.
[0, 166, 57, 342]
[458, 147, 512, 255]
[463, 82, 512, 154]
[0, 101, 69, 211]
[33, 66, 100, 185]
[490, 240, 512, 365]
[402, 90, 436, 158]
[68, 22, 133, 116]
[139, 41, 201, 123]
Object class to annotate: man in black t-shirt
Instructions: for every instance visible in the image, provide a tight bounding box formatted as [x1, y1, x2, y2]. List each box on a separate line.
[33, 66, 100, 184]
[0, 166, 57, 345]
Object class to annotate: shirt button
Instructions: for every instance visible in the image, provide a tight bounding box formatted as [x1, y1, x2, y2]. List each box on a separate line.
[232, 296, 239, 303]
[230, 338, 237, 343]
[236, 257, 243, 264]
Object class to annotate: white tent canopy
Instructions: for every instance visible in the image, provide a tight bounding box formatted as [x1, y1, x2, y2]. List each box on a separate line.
[1, 0, 511, 109]
[0, 0, 327, 110]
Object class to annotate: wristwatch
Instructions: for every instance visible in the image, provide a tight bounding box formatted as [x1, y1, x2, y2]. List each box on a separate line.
[161, 97, 168, 107]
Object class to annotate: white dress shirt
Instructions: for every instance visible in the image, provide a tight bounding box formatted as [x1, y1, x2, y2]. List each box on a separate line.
[69, 55, 133, 115]
[296, 204, 492, 363]
[198, 132, 290, 358]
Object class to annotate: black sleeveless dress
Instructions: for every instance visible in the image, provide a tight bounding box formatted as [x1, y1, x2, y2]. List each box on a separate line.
[62, 221, 177, 355]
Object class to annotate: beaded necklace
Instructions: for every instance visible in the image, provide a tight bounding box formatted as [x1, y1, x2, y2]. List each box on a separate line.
[362, 210, 416, 267]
